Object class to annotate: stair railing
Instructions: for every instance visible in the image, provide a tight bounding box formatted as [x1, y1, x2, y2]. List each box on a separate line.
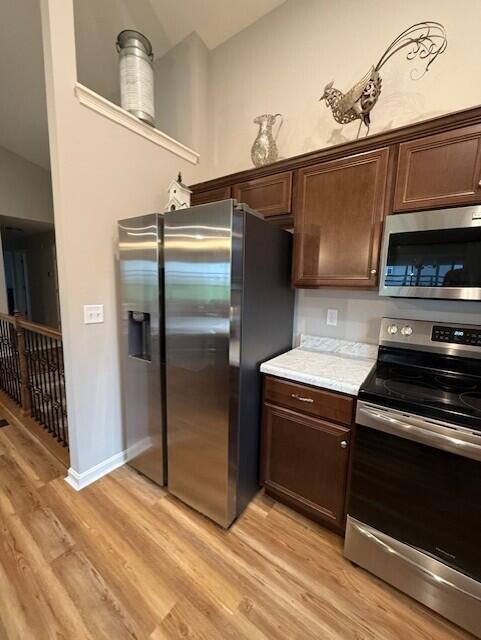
[0, 312, 68, 447]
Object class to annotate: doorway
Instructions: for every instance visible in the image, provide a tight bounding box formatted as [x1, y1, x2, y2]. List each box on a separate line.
[4, 250, 31, 317]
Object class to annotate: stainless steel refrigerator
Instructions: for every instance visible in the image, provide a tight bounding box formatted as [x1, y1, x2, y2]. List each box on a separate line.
[118, 200, 294, 527]
[118, 213, 166, 486]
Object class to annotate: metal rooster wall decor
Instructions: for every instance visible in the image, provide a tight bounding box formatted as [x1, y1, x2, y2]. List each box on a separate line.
[320, 22, 447, 137]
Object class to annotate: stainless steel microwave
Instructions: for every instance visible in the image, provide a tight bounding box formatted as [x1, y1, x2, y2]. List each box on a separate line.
[379, 206, 481, 300]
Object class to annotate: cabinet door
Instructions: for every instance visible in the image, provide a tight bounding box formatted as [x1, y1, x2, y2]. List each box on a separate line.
[191, 185, 231, 207]
[261, 403, 351, 530]
[233, 171, 292, 218]
[394, 124, 481, 211]
[293, 148, 390, 287]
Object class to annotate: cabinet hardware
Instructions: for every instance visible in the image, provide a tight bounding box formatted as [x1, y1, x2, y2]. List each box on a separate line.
[340, 440, 348, 448]
[478, 179, 481, 187]
[291, 393, 314, 403]
[370, 269, 377, 275]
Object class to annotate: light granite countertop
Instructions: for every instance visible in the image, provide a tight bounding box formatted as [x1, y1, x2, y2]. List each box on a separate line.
[260, 335, 378, 396]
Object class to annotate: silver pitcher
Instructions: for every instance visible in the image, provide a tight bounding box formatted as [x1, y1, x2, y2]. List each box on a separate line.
[251, 113, 283, 167]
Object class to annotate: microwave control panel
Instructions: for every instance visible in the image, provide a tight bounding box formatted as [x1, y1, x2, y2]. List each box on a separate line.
[432, 325, 481, 346]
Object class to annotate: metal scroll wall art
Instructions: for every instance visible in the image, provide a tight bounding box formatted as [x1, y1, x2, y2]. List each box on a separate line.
[319, 21, 448, 137]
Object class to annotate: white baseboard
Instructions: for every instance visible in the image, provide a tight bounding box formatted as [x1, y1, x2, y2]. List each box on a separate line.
[65, 449, 127, 491]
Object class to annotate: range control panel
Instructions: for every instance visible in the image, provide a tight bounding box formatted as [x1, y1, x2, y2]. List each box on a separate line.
[432, 325, 481, 346]
[380, 318, 481, 358]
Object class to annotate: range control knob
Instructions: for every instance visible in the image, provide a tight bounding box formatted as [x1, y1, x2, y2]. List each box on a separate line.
[387, 324, 398, 335]
[401, 325, 413, 337]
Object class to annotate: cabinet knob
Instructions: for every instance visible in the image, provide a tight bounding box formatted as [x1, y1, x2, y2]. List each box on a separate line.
[478, 179, 481, 188]
[370, 269, 377, 275]
[340, 440, 348, 449]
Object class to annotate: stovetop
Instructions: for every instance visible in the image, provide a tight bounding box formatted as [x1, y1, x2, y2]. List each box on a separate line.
[360, 353, 481, 430]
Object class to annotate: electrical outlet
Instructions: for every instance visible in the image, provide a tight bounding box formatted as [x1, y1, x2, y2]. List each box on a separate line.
[326, 309, 338, 326]
[84, 304, 104, 324]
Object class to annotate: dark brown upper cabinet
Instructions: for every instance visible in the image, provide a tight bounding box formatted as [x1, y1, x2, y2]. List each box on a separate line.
[191, 185, 231, 207]
[233, 171, 293, 219]
[394, 124, 481, 212]
[293, 147, 390, 288]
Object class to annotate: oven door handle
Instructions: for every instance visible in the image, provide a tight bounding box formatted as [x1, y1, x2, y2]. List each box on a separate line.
[357, 403, 481, 462]
[350, 519, 481, 604]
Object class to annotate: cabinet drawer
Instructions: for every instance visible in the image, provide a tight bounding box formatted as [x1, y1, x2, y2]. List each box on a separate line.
[191, 186, 231, 207]
[233, 171, 292, 218]
[263, 375, 354, 426]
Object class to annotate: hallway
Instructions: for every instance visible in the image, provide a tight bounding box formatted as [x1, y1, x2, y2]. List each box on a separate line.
[0, 409, 472, 640]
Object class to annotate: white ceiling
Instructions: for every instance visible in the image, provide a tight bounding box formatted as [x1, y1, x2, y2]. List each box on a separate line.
[0, 215, 54, 239]
[74, 0, 285, 101]
[0, 0, 285, 172]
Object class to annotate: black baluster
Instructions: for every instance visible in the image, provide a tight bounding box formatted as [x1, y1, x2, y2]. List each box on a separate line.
[33, 332, 44, 426]
[25, 331, 35, 419]
[0, 322, 7, 395]
[6, 323, 15, 400]
[44, 334, 57, 440]
[57, 340, 68, 446]
[39, 333, 49, 431]
[51, 337, 59, 443]
[13, 324, 21, 403]
[28, 331, 37, 422]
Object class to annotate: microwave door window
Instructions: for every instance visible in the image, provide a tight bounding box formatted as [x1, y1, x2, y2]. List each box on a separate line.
[384, 227, 481, 288]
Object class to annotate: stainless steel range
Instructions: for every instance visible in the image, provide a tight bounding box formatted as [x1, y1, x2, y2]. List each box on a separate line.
[345, 318, 481, 638]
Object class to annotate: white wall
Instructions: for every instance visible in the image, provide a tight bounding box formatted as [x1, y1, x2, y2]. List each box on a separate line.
[204, 0, 481, 342]
[41, 0, 200, 477]
[205, 0, 481, 180]
[0, 145, 54, 223]
[153, 32, 209, 157]
[295, 290, 481, 346]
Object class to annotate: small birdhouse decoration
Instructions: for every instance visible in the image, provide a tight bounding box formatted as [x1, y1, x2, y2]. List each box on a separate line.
[165, 172, 191, 211]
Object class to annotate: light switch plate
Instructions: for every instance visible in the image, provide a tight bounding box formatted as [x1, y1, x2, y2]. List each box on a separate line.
[84, 304, 104, 324]
[326, 309, 338, 326]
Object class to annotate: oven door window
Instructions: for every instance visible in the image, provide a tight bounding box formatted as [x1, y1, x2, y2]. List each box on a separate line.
[383, 227, 481, 288]
[349, 425, 481, 581]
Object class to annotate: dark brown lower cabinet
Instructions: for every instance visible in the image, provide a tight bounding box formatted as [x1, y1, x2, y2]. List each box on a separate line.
[261, 401, 351, 533]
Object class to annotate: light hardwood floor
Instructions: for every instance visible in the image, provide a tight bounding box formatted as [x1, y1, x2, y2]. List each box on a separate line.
[0, 409, 474, 640]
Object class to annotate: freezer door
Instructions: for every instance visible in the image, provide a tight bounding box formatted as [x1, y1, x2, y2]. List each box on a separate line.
[164, 200, 242, 527]
[118, 214, 165, 485]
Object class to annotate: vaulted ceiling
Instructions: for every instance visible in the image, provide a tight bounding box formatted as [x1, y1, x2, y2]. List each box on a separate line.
[0, 0, 285, 171]
[0, 0, 50, 169]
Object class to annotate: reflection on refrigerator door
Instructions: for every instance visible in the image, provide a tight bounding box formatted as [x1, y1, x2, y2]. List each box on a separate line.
[164, 200, 294, 527]
[118, 213, 165, 486]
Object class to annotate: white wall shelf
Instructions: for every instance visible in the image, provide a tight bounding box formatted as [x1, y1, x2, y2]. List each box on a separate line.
[75, 83, 200, 165]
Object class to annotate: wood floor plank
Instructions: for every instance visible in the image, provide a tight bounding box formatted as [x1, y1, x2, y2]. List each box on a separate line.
[39, 479, 177, 637]
[0, 453, 42, 515]
[0, 507, 93, 639]
[158, 496, 342, 640]
[22, 506, 75, 563]
[0, 415, 475, 640]
[0, 543, 36, 640]
[88, 476, 270, 640]
[0, 424, 64, 488]
[113, 464, 167, 507]
[151, 599, 233, 640]
[52, 548, 142, 640]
